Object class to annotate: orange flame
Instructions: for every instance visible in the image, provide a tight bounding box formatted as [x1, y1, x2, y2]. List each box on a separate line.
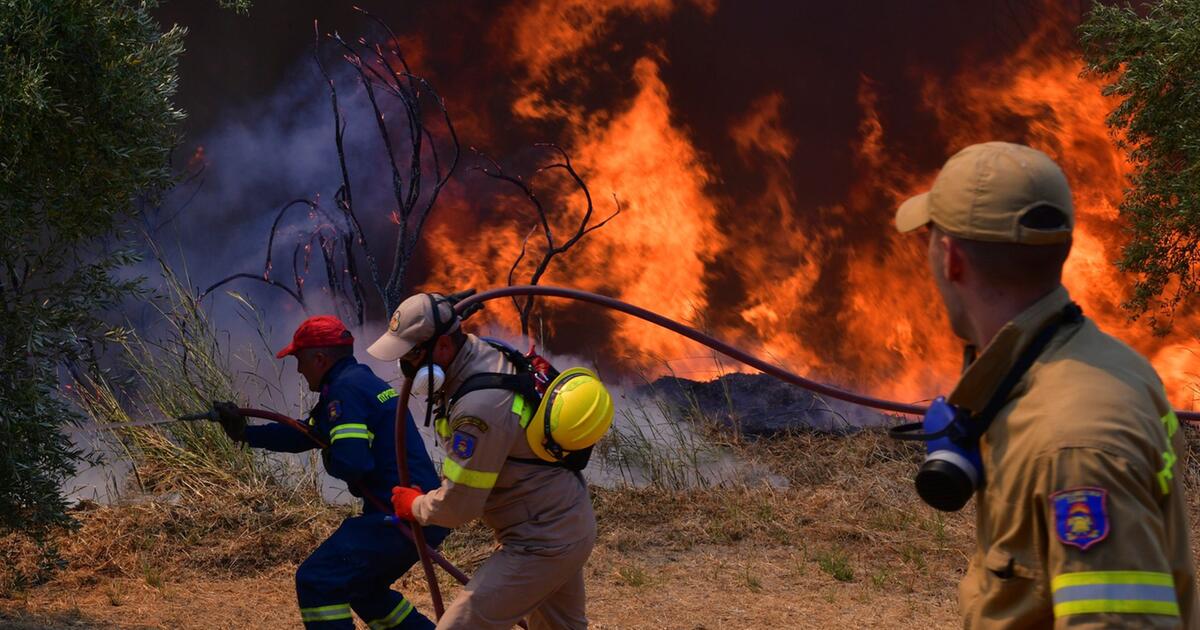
[418, 1, 1198, 409]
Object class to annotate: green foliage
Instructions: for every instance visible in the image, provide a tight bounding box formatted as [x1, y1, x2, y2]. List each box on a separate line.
[1081, 1, 1200, 329]
[0, 0, 186, 537]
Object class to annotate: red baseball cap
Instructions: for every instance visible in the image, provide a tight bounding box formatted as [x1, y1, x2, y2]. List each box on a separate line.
[276, 315, 355, 359]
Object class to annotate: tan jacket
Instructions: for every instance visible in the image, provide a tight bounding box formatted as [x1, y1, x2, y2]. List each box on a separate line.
[410, 335, 595, 547]
[954, 287, 1197, 628]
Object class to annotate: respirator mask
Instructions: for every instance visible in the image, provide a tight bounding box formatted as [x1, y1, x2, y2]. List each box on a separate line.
[406, 362, 445, 399]
[889, 303, 1082, 512]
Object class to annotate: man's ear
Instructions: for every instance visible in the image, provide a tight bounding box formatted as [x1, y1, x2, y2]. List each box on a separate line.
[942, 235, 965, 283]
[435, 334, 456, 358]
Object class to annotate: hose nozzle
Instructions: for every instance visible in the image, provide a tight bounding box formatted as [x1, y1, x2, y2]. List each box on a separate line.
[177, 409, 219, 422]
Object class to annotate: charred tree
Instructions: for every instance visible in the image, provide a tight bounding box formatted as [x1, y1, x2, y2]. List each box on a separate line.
[477, 144, 621, 341]
[202, 9, 459, 320]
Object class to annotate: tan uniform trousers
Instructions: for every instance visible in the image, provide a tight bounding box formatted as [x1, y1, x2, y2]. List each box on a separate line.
[437, 534, 595, 630]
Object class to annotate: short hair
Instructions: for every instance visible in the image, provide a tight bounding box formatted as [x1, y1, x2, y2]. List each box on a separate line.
[940, 207, 1072, 288]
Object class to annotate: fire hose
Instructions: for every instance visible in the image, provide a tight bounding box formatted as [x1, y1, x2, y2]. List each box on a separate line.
[449, 285, 1200, 423]
[176, 406, 471, 589]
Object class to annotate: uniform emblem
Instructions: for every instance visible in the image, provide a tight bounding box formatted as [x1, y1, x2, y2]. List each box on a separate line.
[1051, 487, 1109, 551]
[451, 432, 477, 459]
[388, 311, 401, 332]
[451, 416, 489, 433]
[328, 400, 342, 421]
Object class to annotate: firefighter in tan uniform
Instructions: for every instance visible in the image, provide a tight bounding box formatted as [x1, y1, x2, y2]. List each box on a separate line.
[367, 294, 602, 630]
[894, 141, 1198, 628]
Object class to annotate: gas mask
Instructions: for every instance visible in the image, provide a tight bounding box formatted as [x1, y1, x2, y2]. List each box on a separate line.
[890, 303, 1083, 512]
[894, 397, 984, 511]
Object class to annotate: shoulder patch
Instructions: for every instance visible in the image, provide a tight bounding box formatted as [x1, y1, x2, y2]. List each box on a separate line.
[451, 416, 489, 433]
[327, 400, 342, 422]
[1051, 487, 1109, 551]
[451, 431, 477, 459]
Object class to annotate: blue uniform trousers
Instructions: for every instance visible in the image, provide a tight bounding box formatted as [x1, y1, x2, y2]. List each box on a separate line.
[296, 513, 450, 629]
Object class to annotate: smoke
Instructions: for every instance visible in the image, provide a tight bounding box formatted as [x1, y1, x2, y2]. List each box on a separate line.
[144, 0, 1199, 411]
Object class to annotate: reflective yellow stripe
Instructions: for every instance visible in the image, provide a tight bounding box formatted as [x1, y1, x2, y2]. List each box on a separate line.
[1054, 600, 1179, 617]
[377, 388, 398, 403]
[1158, 450, 1178, 494]
[331, 432, 372, 443]
[368, 598, 414, 629]
[1052, 571, 1176, 590]
[435, 417, 451, 441]
[330, 423, 373, 444]
[300, 603, 353, 622]
[1051, 571, 1179, 618]
[442, 458, 498, 489]
[1158, 410, 1180, 495]
[512, 395, 533, 428]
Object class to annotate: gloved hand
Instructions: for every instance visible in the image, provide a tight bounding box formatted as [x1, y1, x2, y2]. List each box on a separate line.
[391, 485, 424, 521]
[212, 401, 246, 442]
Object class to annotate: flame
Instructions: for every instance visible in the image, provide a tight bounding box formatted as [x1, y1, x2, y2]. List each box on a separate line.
[418, 0, 1198, 408]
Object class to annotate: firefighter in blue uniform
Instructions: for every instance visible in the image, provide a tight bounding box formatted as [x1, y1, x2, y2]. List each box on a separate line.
[215, 315, 447, 629]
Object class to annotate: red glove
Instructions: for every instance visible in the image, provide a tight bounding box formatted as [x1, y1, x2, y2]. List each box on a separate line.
[391, 485, 423, 521]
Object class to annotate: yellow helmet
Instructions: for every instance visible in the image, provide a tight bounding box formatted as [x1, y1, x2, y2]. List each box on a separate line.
[526, 367, 614, 463]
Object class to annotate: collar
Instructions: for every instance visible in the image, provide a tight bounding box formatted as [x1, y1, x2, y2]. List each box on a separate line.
[948, 285, 1072, 413]
[441, 334, 482, 396]
[320, 355, 358, 392]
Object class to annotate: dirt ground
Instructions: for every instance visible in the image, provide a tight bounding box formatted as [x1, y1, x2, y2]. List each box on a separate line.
[0, 431, 1049, 628]
[0, 537, 959, 629]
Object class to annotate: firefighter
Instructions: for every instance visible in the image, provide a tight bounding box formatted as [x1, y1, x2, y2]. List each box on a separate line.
[214, 315, 449, 629]
[895, 141, 1198, 627]
[367, 293, 606, 630]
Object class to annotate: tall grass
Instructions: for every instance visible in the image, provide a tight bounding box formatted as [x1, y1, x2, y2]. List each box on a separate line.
[71, 259, 283, 496]
[594, 361, 775, 490]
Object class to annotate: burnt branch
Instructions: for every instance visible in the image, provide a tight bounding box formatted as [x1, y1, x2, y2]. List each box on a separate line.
[314, 20, 385, 305]
[204, 19, 459, 322]
[329, 17, 461, 312]
[200, 273, 304, 307]
[476, 144, 622, 339]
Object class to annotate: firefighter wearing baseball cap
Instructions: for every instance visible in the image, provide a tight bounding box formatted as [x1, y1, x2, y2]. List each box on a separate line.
[896, 142, 1197, 627]
[214, 315, 449, 629]
[368, 294, 599, 630]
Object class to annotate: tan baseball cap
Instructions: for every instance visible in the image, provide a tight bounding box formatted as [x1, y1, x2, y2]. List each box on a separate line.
[895, 141, 1073, 244]
[366, 293, 460, 361]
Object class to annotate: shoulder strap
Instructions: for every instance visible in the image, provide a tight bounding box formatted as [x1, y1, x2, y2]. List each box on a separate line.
[449, 372, 535, 407]
[446, 340, 544, 408]
[957, 303, 1084, 443]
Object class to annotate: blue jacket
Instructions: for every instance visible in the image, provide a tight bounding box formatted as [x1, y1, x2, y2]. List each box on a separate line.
[244, 357, 439, 513]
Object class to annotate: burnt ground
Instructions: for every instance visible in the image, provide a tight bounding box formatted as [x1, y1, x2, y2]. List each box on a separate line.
[642, 373, 894, 436]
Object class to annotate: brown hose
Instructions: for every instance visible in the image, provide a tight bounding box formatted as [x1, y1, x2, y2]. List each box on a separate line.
[237, 407, 469, 588]
[390, 378, 445, 619]
[452, 285, 1200, 423]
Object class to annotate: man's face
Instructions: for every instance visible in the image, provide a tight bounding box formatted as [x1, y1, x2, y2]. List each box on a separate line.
[928, 228, 972, 341]
[398, 344, 429, 379]
[295, 349, 331, 392]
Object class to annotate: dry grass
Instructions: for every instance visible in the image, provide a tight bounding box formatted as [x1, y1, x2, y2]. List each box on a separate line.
[4, 406, 1199, 627]
[1, 430, 966, 628]
[0, 484, 345, 598]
